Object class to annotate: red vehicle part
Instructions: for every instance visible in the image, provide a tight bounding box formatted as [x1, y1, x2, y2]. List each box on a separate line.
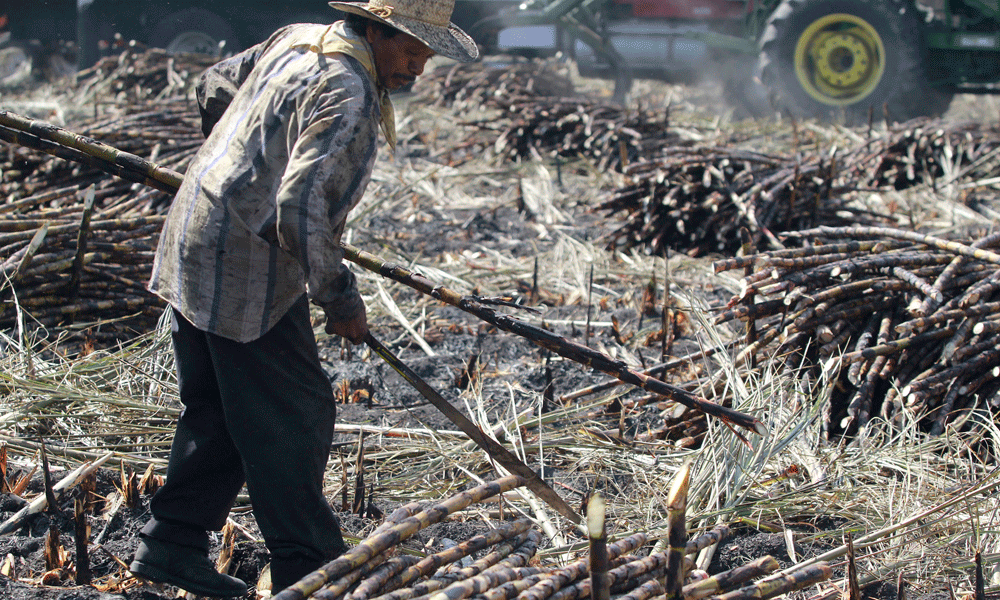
[616, 0, 746, 20]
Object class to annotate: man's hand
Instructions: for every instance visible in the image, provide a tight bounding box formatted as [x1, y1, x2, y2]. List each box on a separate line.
[325, 308, 368, 345]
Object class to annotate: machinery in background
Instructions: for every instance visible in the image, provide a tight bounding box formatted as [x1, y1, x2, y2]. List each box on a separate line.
[1, 1, 77, 86]
[3, 0, 1000, 122]
[466, 0, 1000, 121]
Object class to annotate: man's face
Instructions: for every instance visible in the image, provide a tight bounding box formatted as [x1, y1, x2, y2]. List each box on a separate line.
[366, 25, 435, 91]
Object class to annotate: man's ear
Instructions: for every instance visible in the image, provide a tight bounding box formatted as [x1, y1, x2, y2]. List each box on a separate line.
[365, 22, 381, 45]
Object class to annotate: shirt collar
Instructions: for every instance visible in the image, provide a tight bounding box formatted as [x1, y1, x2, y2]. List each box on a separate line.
[291, 22, 396, 150]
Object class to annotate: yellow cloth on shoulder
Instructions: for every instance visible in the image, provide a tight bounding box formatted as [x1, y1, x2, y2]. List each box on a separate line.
[292, 24, 396, 150]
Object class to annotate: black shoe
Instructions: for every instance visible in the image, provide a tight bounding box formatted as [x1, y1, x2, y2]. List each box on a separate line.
[130, 536, 248, 598]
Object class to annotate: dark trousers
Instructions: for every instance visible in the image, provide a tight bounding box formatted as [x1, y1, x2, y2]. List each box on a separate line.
[141, 295, 347, 588]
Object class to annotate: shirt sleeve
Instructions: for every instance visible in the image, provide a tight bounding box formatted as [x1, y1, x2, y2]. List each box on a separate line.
[195, 25, 297, 136]
[274, 69, 378, 322]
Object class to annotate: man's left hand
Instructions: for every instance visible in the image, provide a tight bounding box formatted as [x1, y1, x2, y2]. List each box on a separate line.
[325, 308, 368, 345]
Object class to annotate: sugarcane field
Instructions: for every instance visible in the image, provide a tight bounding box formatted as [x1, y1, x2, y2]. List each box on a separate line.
[4, 42, 1000, 600]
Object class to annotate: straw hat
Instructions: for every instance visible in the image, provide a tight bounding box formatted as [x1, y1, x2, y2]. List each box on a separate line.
[328, 0, 479, 62]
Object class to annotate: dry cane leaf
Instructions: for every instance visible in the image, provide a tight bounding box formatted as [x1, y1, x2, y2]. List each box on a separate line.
[0, 443, 8, 494]
[40, 569, 63, 586]
[216, 520, 237, 575]
[1, 553, 16, 579]
[120, 464, 138, 509]
[137, 463, 161, 497]
[257, 563, 273, 599]
[11, 464, 36, 496]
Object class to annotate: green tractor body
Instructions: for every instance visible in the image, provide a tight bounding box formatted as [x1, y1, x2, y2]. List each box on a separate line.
[468, 0, 1000, 120]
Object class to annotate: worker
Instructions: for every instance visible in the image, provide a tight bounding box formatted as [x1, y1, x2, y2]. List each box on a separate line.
[128, 0, 478, 596]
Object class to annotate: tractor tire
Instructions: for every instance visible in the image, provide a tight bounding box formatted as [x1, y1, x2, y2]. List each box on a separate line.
[149, 8, 242, 58]
[758, 0, 952, 123]
[76, 0, 103, 70]
[0, 43, 33, 87]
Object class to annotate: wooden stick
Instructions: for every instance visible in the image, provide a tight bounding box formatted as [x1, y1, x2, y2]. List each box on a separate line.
[0, 452, 113, 536]
[587, 494, 610, 600]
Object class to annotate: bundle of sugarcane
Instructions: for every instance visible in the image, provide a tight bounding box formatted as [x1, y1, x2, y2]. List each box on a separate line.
[597, 147, 889, 257]
[411, 58, 672, 171]
[276, 473, 832, 600]
[73, 46, 219, 104]
[0, 102, 203, 344]
[488, 99, 675, 173]
[713, 225, 1000, 438]
[64, 100, 203, 175]
[839, 119, 1000, 191]
[0, 192, 167, 341]
[412, 56, 578, 111]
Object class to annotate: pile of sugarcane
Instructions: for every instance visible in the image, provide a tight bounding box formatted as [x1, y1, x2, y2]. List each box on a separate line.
[0, 459, 834, 598]
[0, 102, 202, 343]
[73, 46, 220, 104]
[841, 119, 1000, 191]
[0, 189, 167, 342]
[487, 100, 675, 173]
[713, 225, 1000, 438]
[597, 146, 884, 257]
[598, 117, 1000, 258]
[412, 56, 579, 111]
[412, 57, 673, 172]
[277, 473, 832, 600]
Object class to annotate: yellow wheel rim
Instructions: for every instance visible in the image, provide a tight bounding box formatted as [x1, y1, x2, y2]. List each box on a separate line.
[793, 13, 885, 106]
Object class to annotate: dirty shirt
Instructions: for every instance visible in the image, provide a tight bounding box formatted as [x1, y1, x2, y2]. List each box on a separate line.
[149, 22, 383, 343]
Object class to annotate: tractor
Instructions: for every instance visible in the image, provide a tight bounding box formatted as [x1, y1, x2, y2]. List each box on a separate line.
[0, 0, 77, 87]
[462, 0, 1000, 122]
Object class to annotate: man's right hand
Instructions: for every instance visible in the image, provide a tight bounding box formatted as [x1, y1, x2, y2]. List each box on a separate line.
[325, 308, 368, 345]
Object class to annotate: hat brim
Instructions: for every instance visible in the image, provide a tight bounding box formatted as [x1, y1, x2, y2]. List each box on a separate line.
[328, 2, 479, 62]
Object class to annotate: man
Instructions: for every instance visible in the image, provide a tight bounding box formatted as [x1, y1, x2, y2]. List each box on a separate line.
[128, 0, 478, 596]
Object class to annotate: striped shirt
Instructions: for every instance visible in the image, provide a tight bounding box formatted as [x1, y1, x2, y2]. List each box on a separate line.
[149, 22, 379, 342]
